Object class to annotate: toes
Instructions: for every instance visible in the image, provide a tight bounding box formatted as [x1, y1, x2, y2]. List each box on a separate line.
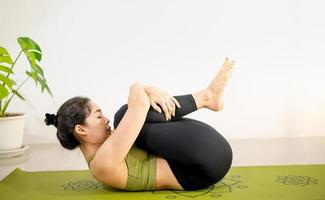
[224, 58, 236, 67]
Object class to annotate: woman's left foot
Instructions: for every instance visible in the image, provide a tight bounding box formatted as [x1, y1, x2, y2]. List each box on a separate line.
[205, 58, 236, 111]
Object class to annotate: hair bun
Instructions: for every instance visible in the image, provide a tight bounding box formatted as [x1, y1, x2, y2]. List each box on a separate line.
[45, 113, 58, 126]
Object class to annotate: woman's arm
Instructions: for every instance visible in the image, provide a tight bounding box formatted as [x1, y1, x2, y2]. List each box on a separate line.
[91, 82, 150, 173]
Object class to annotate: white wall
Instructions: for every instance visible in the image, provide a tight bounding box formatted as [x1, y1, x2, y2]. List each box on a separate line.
[0, 0, 324, 143]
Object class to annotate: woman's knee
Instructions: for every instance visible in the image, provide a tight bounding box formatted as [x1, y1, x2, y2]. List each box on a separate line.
[113, 104, 128, 128]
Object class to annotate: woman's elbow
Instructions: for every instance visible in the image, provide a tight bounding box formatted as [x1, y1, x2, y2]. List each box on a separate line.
[128, 84, 150, 109]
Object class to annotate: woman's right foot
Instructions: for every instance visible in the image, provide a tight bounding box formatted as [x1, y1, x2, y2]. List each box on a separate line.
[205, 58, 236, 111]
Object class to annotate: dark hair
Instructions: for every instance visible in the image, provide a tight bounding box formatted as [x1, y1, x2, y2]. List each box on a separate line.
[45, 96, 91, 150]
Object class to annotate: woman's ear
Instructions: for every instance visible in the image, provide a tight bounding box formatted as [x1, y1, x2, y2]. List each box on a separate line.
[75, 124, 86, 137]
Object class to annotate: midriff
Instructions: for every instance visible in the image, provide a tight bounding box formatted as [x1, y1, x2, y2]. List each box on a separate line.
[87, 152, 184, 190]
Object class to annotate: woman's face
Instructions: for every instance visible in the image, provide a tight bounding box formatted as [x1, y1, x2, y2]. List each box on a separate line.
[76, 101, 112, 144]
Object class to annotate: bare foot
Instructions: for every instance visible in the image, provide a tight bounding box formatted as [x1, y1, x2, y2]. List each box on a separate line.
[205, 58, 236, 111]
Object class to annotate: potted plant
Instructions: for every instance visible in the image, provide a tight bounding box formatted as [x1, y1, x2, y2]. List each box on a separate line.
[0, 37, 52, 151]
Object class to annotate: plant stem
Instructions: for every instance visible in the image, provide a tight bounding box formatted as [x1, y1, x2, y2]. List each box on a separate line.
[7, 50, 23, 78]
[0, 77, 29, 116]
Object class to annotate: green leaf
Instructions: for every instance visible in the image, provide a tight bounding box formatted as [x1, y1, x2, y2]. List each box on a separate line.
[37, 76, 52, 96]
[0, 47, 14, 64]
[27, 50, 41, 61]
[0, 84, 9, 100]
[12, 89, 25, 100]
[0, 65, 14, 74]
[26, 51, 36, 67]
[0, 47, 9, 55]
[45, 84, 53, 96]
[0, 73, 13, 89]
[35, 64, 44, 78]
[36, 75, 46, 92]
[0, 56, 14, 65]
[26, 70, 38, 86]
[26, 68, 52, 96]
[17, 37, 42, 53]
[18, 37, 42, 70]
[18, 38, 52, 97]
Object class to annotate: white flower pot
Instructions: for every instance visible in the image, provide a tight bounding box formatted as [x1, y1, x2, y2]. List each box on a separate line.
[0, 113, 26, 151]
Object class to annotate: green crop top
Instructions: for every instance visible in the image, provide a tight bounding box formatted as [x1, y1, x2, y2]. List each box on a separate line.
[87, 145, 157, 191]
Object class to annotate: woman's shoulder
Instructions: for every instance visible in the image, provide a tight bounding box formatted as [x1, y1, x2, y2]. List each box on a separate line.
[90, 159, 128, 190]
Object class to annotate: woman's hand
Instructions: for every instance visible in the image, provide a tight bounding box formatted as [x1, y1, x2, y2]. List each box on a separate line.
[145, 86, 181, 121]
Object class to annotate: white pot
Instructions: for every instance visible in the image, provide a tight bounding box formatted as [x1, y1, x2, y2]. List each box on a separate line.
[0, 113, 26, 151]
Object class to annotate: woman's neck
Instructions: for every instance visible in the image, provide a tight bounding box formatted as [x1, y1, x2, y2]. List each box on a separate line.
[79, 143, 102, 162]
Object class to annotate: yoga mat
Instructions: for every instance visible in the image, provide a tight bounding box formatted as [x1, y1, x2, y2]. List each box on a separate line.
[0, 164, 324, 200]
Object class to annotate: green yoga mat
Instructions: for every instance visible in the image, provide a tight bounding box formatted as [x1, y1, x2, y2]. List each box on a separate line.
[0, 164, 324, 200]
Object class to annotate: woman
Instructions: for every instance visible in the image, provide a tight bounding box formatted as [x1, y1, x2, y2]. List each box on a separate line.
[45, 58, 236, 191]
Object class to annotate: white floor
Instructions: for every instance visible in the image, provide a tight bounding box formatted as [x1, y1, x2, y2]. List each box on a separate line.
[1, 137, 325, 181]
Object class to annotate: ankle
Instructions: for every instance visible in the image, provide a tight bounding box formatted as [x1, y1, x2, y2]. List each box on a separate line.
[192, 89, 211, 109]
[202, 88, 214, 102]
[205, 88, 225, 111]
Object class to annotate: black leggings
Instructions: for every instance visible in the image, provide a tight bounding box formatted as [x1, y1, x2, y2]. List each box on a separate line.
[113, 94, 233, 190]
